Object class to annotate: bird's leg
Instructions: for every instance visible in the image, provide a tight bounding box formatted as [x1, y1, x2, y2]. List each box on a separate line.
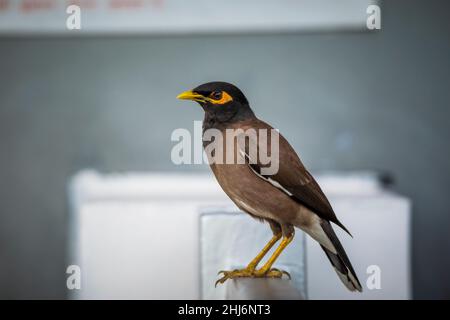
[246, 232, 282, 271]
[215, 232, 286, 287]
[253, 234, 294, 278]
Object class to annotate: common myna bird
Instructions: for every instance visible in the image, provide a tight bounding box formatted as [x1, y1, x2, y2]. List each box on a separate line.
[177, 82, 362, 292]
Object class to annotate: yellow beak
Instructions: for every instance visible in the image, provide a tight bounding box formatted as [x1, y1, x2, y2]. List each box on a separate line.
[176, 90, 205, 102]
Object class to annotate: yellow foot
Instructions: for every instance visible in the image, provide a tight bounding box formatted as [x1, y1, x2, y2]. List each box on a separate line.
[257, 268, 291, 280]
[215, 268, 291, 287]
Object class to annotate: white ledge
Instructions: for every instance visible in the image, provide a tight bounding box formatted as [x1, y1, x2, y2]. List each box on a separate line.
[224, 278, 304, 300]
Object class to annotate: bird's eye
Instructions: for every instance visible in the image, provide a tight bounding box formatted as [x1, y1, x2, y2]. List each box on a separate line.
[210, 91, 222, 100]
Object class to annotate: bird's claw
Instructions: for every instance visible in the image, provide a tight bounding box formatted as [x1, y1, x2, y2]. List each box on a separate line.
[215, 269, 253, 287]
[264, 268, 291, 279]
[217, 269, 236, 275]
[215, 268, 290, 287]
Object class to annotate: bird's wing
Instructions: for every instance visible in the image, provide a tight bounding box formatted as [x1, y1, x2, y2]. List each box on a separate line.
[238, 120, 351, 235]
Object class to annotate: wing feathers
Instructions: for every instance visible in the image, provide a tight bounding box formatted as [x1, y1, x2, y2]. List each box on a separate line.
[239, 120, 351, 235]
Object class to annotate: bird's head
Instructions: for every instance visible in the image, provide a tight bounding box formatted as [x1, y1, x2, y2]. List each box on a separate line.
[177, 81, 254, 122]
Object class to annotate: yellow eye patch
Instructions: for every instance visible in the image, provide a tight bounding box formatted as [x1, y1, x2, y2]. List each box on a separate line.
[207, 91, 233, 105]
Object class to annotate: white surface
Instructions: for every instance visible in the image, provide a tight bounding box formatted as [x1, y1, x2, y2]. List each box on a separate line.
[69, 171, 231, 299]
[224, 278, 304, 300]
[200, 210, 306, 300]
[77, 201, 200, 299]
[0, 0, 378, 35]
[307, 194, 411, 300]
[68, 170, 411, 299]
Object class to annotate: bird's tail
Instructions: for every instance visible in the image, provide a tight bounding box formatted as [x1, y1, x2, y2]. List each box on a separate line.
[320, 220, 362, 292]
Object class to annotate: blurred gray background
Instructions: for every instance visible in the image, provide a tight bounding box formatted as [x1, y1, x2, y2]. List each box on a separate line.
[0, 0, 449, 299]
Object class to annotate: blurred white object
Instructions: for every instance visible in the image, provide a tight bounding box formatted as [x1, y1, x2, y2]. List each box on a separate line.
[68, 171, 230, 299]
[223, 278, 304, 300]
[68, 170, 410, 299]
[200, 210, 306, 299]
[1, 0, 378, 35]
[307, 192, 411, 299]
